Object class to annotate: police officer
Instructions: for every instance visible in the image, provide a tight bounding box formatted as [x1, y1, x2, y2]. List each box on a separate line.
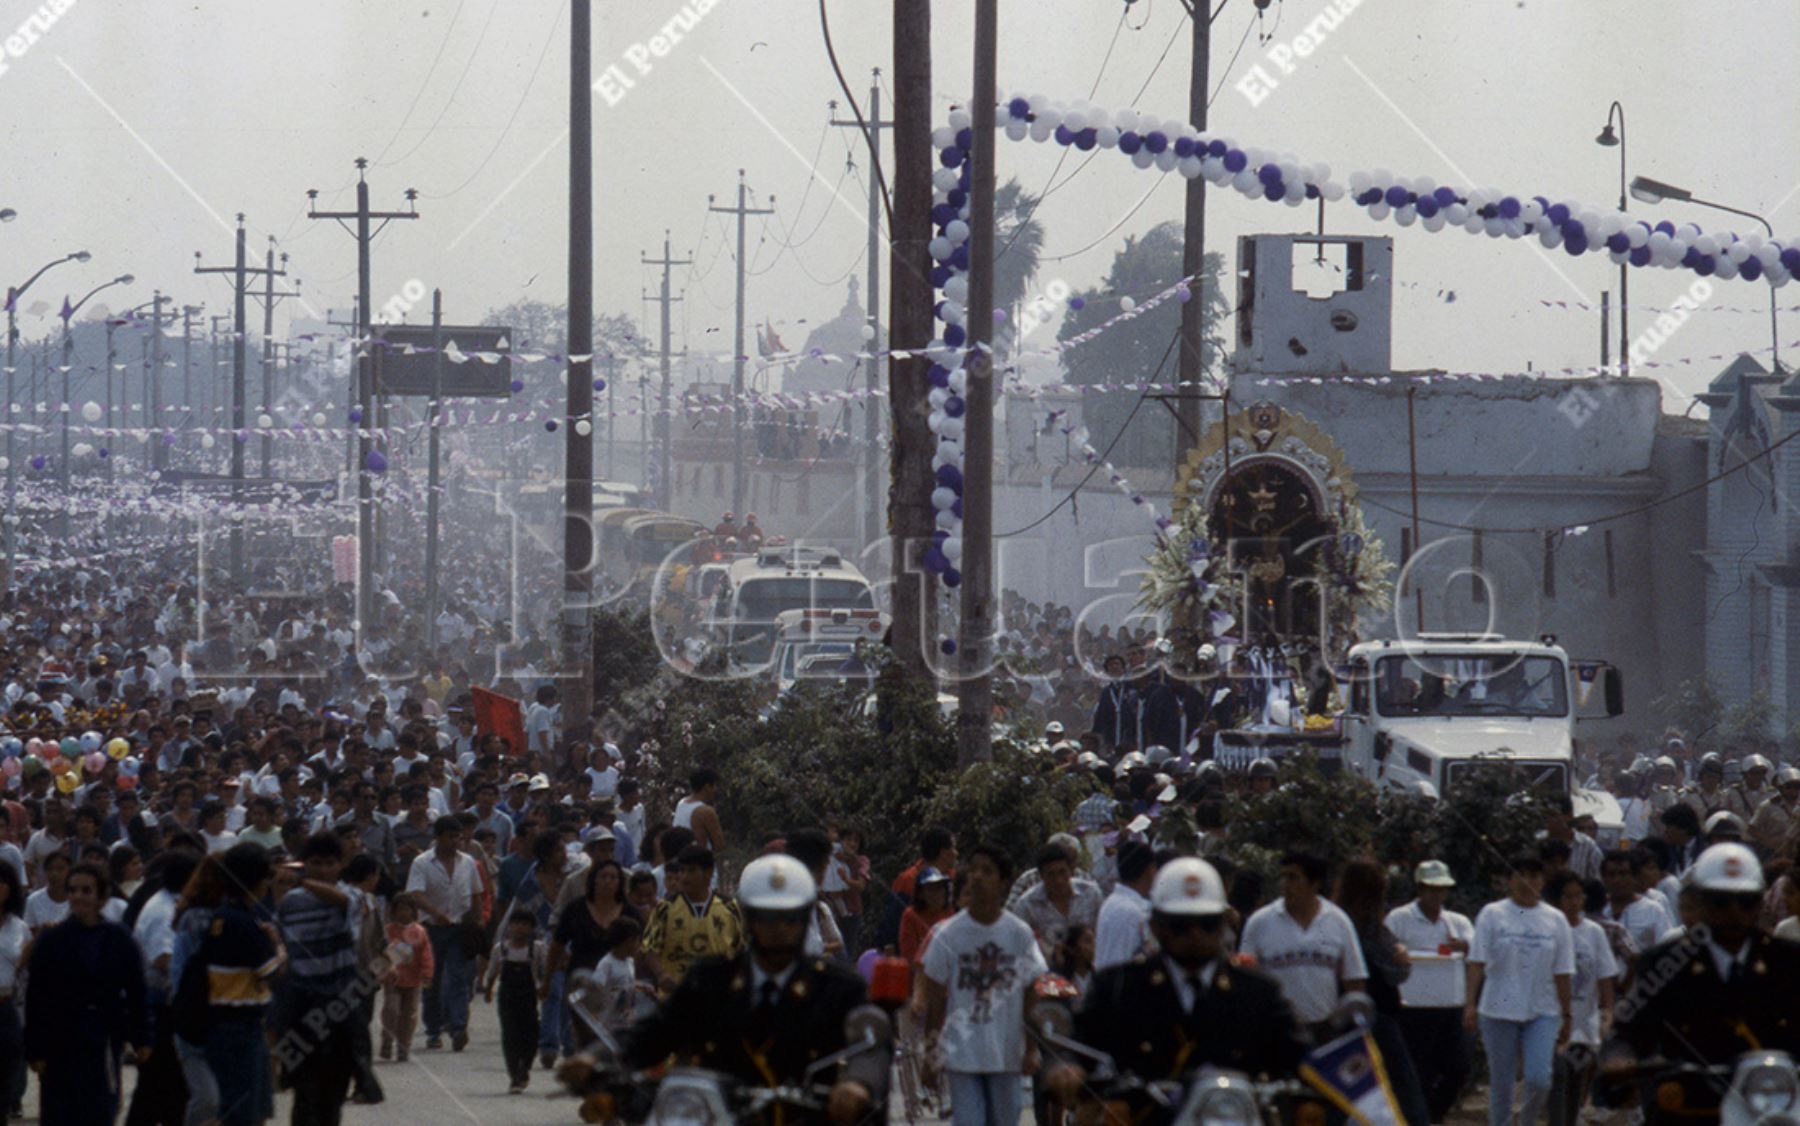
[1751, 768, 1800, 856]
[1046, 858, 1307, 1111]
[623, 854, 880, 1123]
[1649, 755, 1683, 815]
[1724, 755, 1774, 822]
[1602, 843, 1800, 1120]
[1680, 753, 1729, 819]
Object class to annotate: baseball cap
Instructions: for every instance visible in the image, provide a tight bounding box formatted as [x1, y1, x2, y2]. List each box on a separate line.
[528, 773, 552, 793]
[1414, 860, 1456, 888]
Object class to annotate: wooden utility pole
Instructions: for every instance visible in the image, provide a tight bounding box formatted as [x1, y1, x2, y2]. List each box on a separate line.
[888, 0, 934, 682]
[181, 304, 202, 459]
[255, 238, 301, 478]
[196, 215, 287, 584]
[306, 161, 419, 635]
[957, 0, 999, 765]
[831, 74, 893, 551]
[708, 173, 773, 519]
[425, 289, 446, 653]
[642, 233, 690, 511]
[564, 0, 596, 738]
[1175, 0, 1217, 518]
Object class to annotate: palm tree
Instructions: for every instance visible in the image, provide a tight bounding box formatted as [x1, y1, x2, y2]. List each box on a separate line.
[993, 178, 1044, 354]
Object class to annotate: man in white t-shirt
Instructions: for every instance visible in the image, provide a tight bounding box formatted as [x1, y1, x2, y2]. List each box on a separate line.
[1547, 870, 1617, 1124]
[1465, 855, 1574, 1126]
[1093, 841, 1157, 971]
[1239, 851, 1369, 1032]
[1600, 848, 1670, 956]
[525, 685, 560, 756]
[1383, 859, 1474, 1124]
[921, 845, 1047, 1126]
[582, 745, 620, 800]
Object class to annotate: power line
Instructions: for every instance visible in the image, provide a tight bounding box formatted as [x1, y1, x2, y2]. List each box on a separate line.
[1040, 173, 1171, 262]
[369, 0, 472, 167]
[1354, 425, 1800, 535]
[417, 0, 563, 200]
[998, 327, 1181, 537]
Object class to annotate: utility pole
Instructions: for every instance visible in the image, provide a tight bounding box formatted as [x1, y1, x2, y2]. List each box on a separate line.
[889, 0, 934, 682]
[957, 0, 998, 765]
[135, 293, 183, 471]
[425, 288, 446, 653]
[565, 0, 596, 739]
[306, 161, 419, 636]
[209, 314, 230, 469]
[832, 75, 893, 552]
[181, 304, 201, 460]
[642, 233, 690, 511]
[256, 238, 301, 478]
[1175, 0, 1217, 531]
[708, 172, 773, 519]
[197, 215, 289, 585]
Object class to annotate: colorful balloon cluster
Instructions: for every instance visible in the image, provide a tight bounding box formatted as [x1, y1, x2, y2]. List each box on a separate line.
[995, 94, 1800, 287]
[923, 108, 978, 589]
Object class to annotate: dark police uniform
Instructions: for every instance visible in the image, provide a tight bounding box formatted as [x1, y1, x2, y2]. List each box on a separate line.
[1609, 931, 1800, 1121]
[624, 952, 870, 1090]
[1073, 953, 1308, 1082]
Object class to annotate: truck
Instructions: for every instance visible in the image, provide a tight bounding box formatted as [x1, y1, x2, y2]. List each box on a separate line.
[712, 547, 877, 670]
[1336, 632, 1623, 801]
[768, 607, 889, 694]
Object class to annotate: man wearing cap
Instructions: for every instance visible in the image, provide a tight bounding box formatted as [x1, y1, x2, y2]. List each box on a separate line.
[1725, 756, 1775, 823]
[1385, 861, 1474, 1123]
[1751, 768, 1800, 855]
[1049, 857, 1306, 1112]
[1601, 843, 1800, 1118]
[1679, 754, 1729, 820]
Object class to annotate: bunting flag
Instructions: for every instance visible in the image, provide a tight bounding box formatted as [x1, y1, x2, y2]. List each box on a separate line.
[470, 686, 526, 757]
[1299, 1027, 1406, 1126]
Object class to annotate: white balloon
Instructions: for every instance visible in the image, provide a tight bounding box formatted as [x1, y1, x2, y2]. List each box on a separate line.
[1728, 241, 1752, 265]
[1695, 235, 1719, 257]
[80, 401, 102, 423]
[201, 434, 216, 449]
[1113, 108, 1140, 132]
[1756, 245, 1780, 270]
[939, 416, 964, 441]
[944, 275, 969, 304]
[1154, 151, 1178, 172]
[931, 126, 955, 149]
[948, 108, 972, 131]
[1626, 224, 1650, 249]
[928, 237, 952, 261]
[943, 537, 964, 563]
[1284, 182, 1306, 203]
[1004, 121, 1028, 143]
[575, 419, 592, 436]
[928, 410, 946, 432]
[1744, 232, 1765, 251]
[1395, 207, 1417, 227]
[1349, 170, 1371, 193]
[1540, 226, 1564, 249]
[1445, 203, 1469, 225]
[1715, 255, 1740, 279]
[932, 168, 960, 192]
[1028, 121, 1053, 143]
[1422, 214, 1447, 234]
[1064, 109, 1088, 132]
[1321, 182, 1345, 203]
[936, 511, 959, 531]
[931, 487, 956, 510]
[1522, 200, 1545, 223]
[1133, 149, 1157, 171]
[72, 443, 92, 458]
[948, 370, 967, 395]
[945, 219, 970, 244]
[859, 324, 877, 342]
[1178, 156, 1203, 179]
[1120, 296, 1137, 312]
[929, 388, 949, 409]
[257, 413, 273, 429]
[1096, 126, 1120, 149]
[1484, 217, 1506, 238]
[1367, 202, 1391, 222]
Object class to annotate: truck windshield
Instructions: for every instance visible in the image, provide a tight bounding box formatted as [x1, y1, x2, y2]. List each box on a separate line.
[1374, 654, 1568, 718]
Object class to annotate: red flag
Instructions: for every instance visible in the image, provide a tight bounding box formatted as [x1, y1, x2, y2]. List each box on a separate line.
[471, 686, 527, 757]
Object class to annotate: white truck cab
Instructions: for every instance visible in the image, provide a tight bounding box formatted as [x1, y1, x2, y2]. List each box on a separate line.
[1338, 633, 1623, 800]
[769, 607, 889, 693]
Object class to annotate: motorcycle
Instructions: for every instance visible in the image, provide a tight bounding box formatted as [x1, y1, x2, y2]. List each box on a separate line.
[1597, 1050, 1799, 1126]
[558, 969, 895, 1125]
[1029, 978, 1353, 1126]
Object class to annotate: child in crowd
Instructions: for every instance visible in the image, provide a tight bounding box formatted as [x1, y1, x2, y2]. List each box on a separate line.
[380, 893, 433, 1062]
[591, 916, 652, 1037]
[483, 911, 546, 1094]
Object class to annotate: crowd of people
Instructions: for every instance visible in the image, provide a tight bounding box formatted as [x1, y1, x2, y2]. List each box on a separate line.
[1, 533, 1798, 1126]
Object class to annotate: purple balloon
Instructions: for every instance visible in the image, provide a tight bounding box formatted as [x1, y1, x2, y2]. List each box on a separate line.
[366, 450, 388, 473]
[940, 638, 957, 655]
[349, 408, 364, 424]
[857, 948, 881, 983]
[29, 455, 44, 471]
[595, 379, 607, 392]
[509, 379, 525, 393]
[1177, 287, 1193, 303]
[544, 419, 558, 432]
[1069, 296, 1086, 311]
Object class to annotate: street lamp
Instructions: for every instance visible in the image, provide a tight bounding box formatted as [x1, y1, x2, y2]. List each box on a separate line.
[5, 248, 91, 582]
[1596, 103, 1627, 373]
[1630, 174, 1782, 373]
[59, 274, 134, 530]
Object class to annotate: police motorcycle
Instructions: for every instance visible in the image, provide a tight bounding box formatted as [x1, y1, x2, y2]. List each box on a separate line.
[1032, 858, 1344, 1126]
[557, 856, 904, 1125]
[1594, 843, 1800, 1126]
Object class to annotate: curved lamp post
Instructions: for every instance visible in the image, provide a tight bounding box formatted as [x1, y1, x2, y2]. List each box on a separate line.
[59, 274, 134, 533]
[5, 247, 90, 579]
[1630, 175, 1781, 374]
[1596, 103, 1627, 373]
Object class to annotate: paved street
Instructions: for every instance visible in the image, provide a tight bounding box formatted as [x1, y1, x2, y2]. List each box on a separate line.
[20, 997, 576, 1126]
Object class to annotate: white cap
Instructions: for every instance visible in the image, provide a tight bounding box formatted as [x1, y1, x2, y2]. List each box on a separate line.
[1149, 857, 1227, 916]
[737, 854, 816, 911]
[528, 773, 551, 792]
[1689, 842, 1764, 894]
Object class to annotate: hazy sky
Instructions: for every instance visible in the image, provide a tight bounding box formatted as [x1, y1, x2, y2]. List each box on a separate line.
[5, 0, 1799, 407]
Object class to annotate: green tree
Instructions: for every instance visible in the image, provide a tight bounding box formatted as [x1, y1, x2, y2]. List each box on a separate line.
[1652, 675, 1723, 749]
[994, 177, 1045, 343]
[481, 300, 643, 362]
[1058, 223, 1228, 468]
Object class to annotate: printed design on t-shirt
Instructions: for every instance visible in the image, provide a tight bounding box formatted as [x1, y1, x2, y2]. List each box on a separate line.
[1257, 940, 1346, 972]
[956, 940, 1020, 1024]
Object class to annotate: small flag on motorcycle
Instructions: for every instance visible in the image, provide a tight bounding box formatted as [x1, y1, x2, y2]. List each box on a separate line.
[1298, 1028, 1406, 1126]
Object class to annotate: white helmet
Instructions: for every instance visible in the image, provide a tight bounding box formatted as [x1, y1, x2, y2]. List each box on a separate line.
[737, 854, 817, 912]
[1704, 810, 1748, 841]
[1149, 857, 1228, 916]
[1744, 754, 1774, 777]
[1689, 843, 1764, 894]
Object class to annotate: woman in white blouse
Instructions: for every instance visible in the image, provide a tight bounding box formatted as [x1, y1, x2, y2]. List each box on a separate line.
[1465, 855, 1575, 1126]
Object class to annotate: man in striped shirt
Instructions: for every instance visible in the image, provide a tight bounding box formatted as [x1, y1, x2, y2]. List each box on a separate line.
[274, 832, 362, 1124]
